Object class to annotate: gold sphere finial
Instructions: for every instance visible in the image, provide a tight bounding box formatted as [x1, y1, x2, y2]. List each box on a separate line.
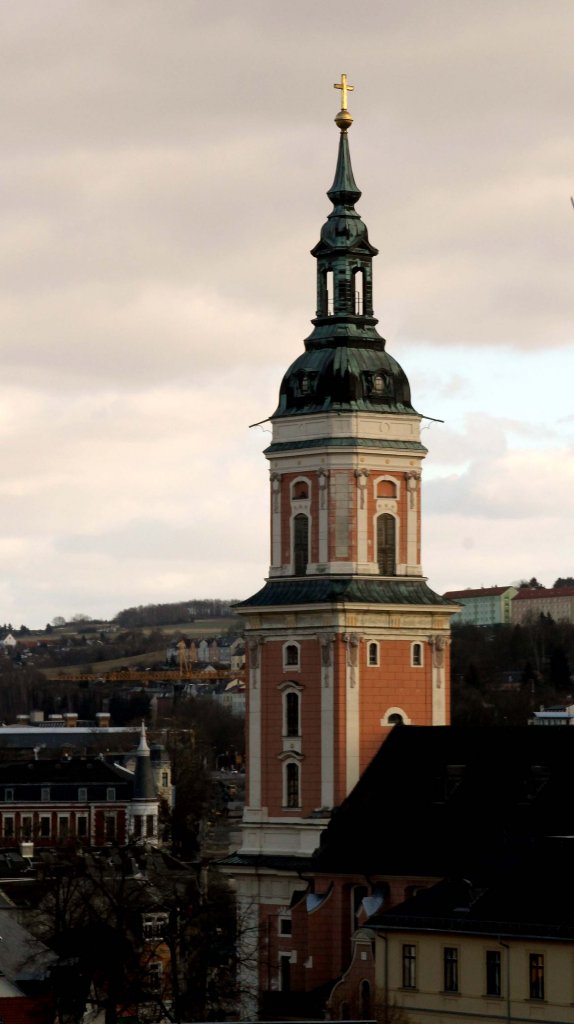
[334, 73, 354, 131]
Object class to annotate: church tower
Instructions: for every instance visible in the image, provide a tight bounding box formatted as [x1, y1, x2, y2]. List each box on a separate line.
[230, 80, 457, 1007]
[236, 77, 456, 862]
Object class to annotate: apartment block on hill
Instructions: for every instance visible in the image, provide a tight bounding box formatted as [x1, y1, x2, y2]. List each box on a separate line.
[512, 586, 574, 624]
[442, 586, 517, 625]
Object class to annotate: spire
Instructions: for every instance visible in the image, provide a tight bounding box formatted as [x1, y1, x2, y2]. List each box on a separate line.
[133, 721, 156, 801]
[329, 74, 360, 205]
[327, 132, 361, 208]
[137, 719, 149, 754]
[271, 76, 417, 420]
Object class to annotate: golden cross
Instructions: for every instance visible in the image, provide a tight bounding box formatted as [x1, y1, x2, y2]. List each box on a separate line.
[334, 73, 354, 111]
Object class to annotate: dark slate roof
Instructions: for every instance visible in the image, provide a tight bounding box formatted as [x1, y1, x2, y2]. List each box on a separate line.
[0, 758, 133, 800]
[370, 839, 574, 941]
[237, 578, 455, 609]
[443, 586, 512, 599]
[220, 852, 315, 873]
[132, 725, 157, 802]
[312, 726, 574, 879]
[514, 587, 574, 600]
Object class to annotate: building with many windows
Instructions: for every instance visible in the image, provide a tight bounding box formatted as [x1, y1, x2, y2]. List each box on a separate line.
[366, 842, 574, 1023]
[0, 724, 159, 849]
[511, 586, 574, 624]
[442, 585, 517, 625]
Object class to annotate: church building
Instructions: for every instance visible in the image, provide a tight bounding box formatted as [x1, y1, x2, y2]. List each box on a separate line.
[227, 76, 458, 1014]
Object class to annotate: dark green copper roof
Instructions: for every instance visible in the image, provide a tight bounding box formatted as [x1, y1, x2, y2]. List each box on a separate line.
[265, 437, 427, 455]
[271, 126, 418, 421]
[237, 578, 455, 609]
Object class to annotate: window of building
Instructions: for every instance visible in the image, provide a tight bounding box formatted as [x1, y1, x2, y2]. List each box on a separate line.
[293, 513, 309, 576]
[77, 815, 88, 838]
[78, 787, 87, 801]
[486, 950, 501, 997]
[147, 961, 162, 992]
[285, 691, 300, 737]
[161, 771, 169, 787]
[292, 480, 309, 500]
[133, 815, 142, 838]
[20, 816, 32, 840]
[40, 816, 50, 838]
[367, 641, 379, 667]
[41, 787, 50, 802]
[529, 953, 544, 1000]
[402, 944, 417, 989]
[279, 916, 292, 936]
[143, 914, 167, 940]
[285, 762, 300, 809]
[106, 787, 116, 802]
[283, 642, 300, 671]
[382, 707, 410, 727]
[376, 478, 397, 498]
[146, 815, 155, 838]
[105, 814, 116, 842]
[279, 953, 291, 992]
[377, 513, 396, 575]
[444, 947, 459, 993]
[58, 815, 69, 838]
[411, 642, 423, 667]
[3, 816, 14, 838]
[358, 980, 371, 1020]
[4, 788, 13, 802]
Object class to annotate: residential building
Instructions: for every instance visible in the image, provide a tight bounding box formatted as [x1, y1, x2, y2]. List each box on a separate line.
[366, 842, 574, 1024]
[442, 585, 517, 625]
[512, 586, 574, 624]
[0, 725, 159, 850]
[529, 702, 574, 725]
[311, 725, 574, 1021]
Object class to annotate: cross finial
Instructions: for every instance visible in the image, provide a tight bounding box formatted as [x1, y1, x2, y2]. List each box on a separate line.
[334, 73, 354, 111]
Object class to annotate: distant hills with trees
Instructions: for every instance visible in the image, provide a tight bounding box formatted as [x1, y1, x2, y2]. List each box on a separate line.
[113, 598, 238, 628]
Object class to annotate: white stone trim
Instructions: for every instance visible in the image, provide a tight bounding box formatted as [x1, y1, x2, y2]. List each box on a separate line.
[344, 633, 361, 795]
[248, 637, 262, 808]
[320, 633, 335, 808]
[380, 706, 412, 726]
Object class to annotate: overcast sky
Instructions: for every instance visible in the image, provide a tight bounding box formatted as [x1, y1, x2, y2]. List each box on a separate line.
[1, 0, 573, 627]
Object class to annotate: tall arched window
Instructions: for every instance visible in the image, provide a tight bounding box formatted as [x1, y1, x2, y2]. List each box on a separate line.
[358, 980, 371, 1020]
[377, 513, 396, 575]
[285, 692, 300, 737]
[286, 762, 300, 808]
[294, 514, 309, 576]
